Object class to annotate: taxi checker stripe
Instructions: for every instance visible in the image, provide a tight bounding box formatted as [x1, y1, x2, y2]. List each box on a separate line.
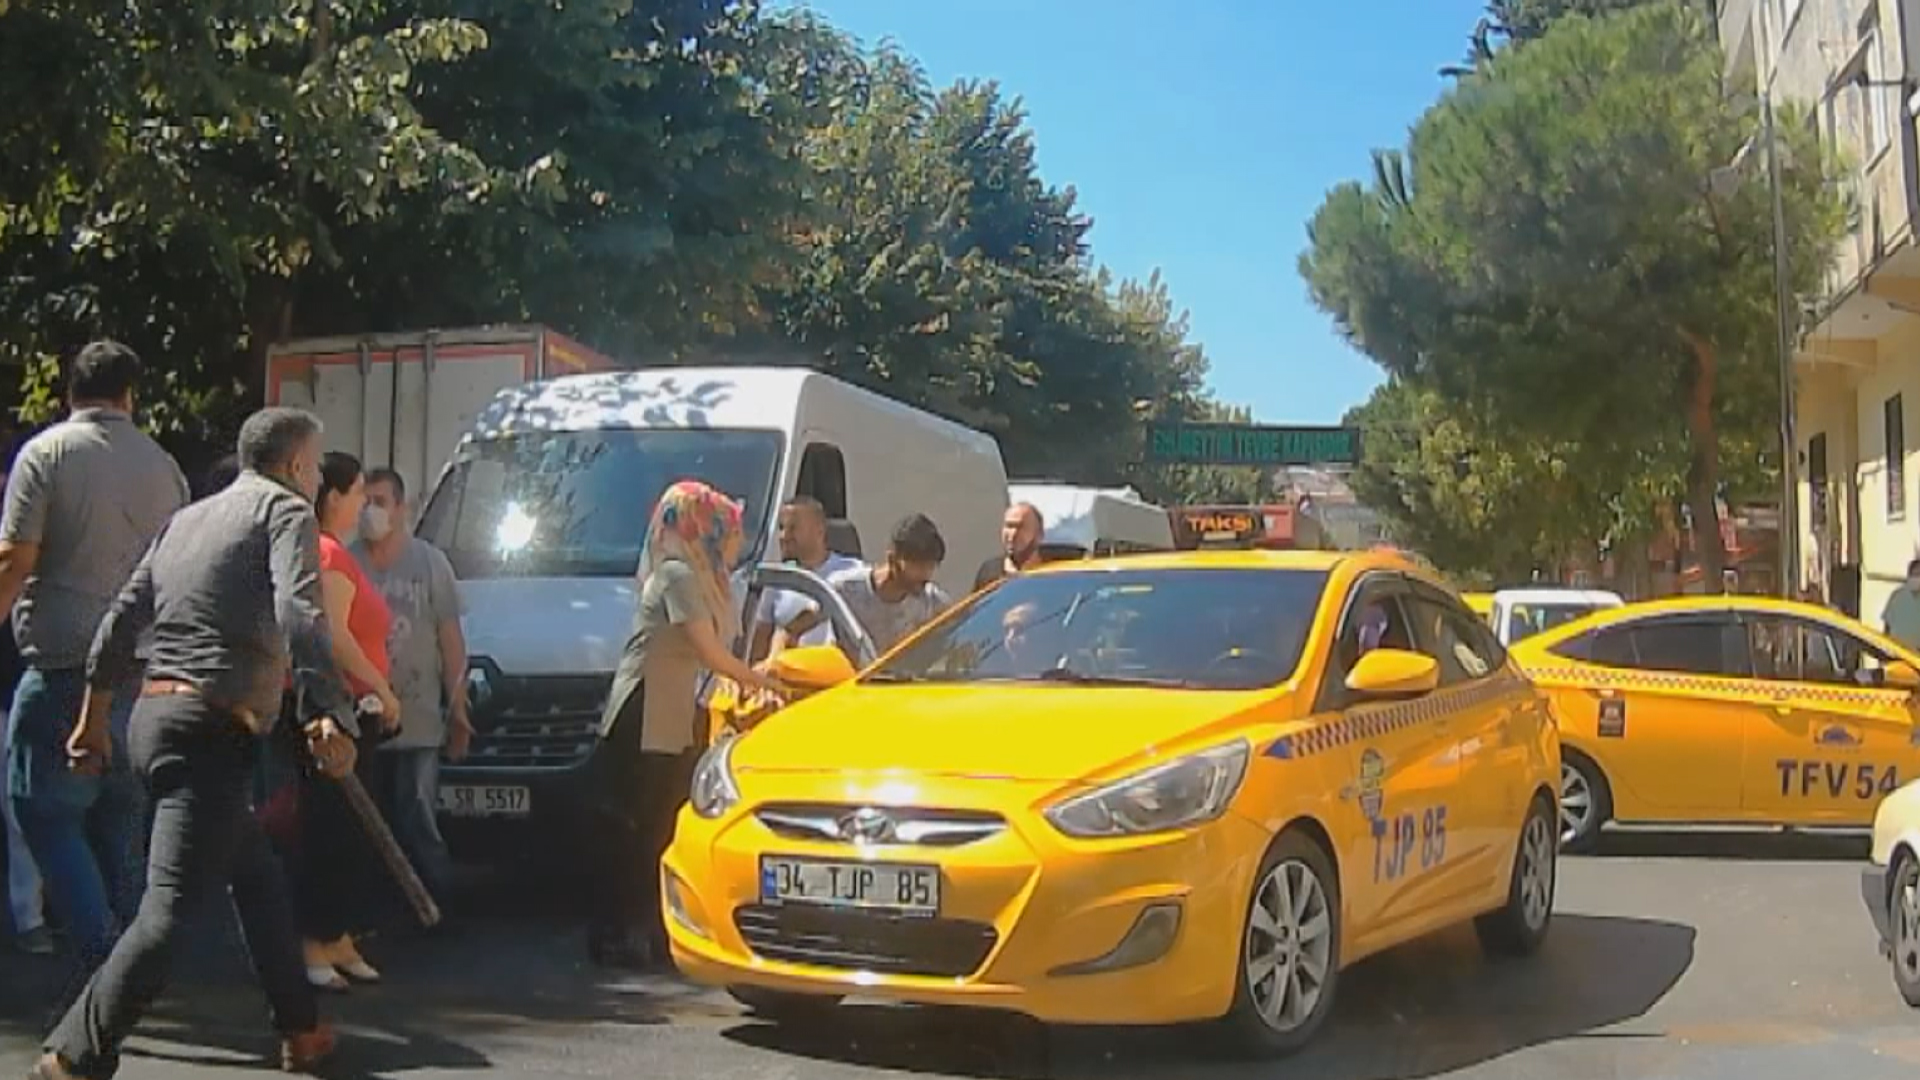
[1265, 672, 1525, 761]
[1520, 666, 1902, 709]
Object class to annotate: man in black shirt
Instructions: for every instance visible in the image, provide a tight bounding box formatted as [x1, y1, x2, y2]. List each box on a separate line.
[33, 407, 354, 1080]
[974, 502, 1045, 592]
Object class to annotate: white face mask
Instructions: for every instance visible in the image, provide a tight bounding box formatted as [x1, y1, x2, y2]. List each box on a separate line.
[361, 504, 394, 542]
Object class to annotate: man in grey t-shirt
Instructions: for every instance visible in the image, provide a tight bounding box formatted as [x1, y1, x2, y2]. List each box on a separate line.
[353, 469, 468, 900]
[0, 341, 188, 963]
[828, 514, 953, 655]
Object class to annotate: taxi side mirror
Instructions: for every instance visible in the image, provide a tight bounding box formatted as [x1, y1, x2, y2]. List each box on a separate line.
[767, 644, 857, 692]
[1886, 660, 1920, 691]
[1345, 649, 1440, 701]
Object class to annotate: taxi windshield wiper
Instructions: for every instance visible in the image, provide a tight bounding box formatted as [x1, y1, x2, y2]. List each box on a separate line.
[1034, 667, 1195, 689]
[862, 670, 929, 683]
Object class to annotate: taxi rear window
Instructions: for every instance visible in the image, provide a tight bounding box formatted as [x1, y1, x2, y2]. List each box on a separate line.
[869, 567, 1330, 690]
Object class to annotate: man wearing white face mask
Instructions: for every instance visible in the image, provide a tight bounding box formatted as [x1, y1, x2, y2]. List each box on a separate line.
[351, 468, 469, 905]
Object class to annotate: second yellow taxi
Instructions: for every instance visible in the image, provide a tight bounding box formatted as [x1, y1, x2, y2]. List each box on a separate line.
[1510, 595, 1920, 851]
[663, 549, 1560, 1057]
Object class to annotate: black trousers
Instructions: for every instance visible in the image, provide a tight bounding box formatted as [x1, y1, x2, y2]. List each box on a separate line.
[47, 694, 316, 1079]
[270, 696, 385, 943]
[592, 693, 700, 946]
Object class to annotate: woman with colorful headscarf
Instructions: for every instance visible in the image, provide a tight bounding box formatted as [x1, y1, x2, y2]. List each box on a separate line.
[589, 480, 776, 968]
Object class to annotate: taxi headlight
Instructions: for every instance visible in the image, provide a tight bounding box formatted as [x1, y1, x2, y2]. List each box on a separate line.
[1046, 740, 1250, 838]
[689, 736, 741, 820]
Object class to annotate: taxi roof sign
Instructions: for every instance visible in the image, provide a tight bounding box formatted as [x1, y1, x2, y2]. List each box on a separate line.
[1147, 423, 1360, 468]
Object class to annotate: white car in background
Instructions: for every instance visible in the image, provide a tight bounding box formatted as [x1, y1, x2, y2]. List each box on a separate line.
[1486, 587, 1625, 646]
[1865, 781, 1920, 1005]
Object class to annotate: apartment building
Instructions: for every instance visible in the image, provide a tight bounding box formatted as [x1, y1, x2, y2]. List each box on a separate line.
[1720, 0, 1920, 619]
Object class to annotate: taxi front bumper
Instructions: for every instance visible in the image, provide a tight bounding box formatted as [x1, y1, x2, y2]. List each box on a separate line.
[660, 798, 1276, 1026]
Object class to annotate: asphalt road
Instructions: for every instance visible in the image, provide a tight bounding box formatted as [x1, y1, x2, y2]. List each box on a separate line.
[2, 828, 1913, 1080]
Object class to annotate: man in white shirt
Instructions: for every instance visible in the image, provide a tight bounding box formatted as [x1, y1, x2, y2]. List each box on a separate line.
[753, 496, 864, 658]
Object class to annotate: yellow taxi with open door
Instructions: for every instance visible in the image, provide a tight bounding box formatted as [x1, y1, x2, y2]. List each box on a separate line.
[664, 550, 1560, 1057]
[1509, 596, 1920, 851]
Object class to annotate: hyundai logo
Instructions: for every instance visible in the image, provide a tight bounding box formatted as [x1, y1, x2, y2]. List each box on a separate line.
[838, 807, 896, 845]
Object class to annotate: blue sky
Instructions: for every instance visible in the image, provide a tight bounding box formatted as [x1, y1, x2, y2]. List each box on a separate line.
[788, 0, 1489, 425]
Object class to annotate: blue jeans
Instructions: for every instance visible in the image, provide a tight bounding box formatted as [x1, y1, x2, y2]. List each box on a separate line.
[5, 667, 142, 964]
[372, 747, 452, 902]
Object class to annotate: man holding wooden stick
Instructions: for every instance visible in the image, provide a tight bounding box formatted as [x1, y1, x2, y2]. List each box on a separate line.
[30, 407, 354, 1080]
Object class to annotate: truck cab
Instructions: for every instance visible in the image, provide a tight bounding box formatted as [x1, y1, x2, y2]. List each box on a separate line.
[413, 367, 1008, 856]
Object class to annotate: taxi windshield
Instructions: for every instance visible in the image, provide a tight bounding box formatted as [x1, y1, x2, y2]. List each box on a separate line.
[867, 567, 1329, 690]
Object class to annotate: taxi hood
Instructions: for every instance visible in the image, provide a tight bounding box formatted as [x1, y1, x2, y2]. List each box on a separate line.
[729, 682, 1288, 783]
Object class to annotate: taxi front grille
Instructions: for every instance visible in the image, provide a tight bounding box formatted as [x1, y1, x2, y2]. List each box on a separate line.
[754, 804, 1006, 847]
[734, 905, 997, 978]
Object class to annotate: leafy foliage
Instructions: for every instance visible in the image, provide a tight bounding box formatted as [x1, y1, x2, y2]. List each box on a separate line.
[0, 1, 1237, 501]
[1305, 2, 1846, 584]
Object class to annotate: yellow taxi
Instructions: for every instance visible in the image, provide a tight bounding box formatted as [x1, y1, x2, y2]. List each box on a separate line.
[1508, 596, 1920, 852]
[1465, 592, 1494, 620]
[663, 550, 1560, 1056]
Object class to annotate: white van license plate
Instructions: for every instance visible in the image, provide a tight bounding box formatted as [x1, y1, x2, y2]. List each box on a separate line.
[760, 856, 939, 916]
[438, 784, 530, 818]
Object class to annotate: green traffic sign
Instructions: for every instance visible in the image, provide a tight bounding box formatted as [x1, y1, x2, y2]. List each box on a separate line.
[1146, 423, 1361, 467]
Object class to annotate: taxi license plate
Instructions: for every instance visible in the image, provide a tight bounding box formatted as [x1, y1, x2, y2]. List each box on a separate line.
[437, 784, 530, 818]
[760, 856, 939, 917]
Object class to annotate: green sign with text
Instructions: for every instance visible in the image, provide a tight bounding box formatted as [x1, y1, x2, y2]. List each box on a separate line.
[1146, 423, 1361, 467]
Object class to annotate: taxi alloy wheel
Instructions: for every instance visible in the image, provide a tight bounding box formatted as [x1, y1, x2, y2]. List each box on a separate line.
[1476, 796, 1557, 957]
[1559, 753, 1610, 853]
[1220, 831, 1341, 1057]
[1891, 854, 1920, 1007]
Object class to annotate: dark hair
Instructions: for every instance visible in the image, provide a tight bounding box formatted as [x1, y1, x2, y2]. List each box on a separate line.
[199, 454, 241, 499]
[236, 407, 323, 473]
[316, 451, 364, 523]
[890, 513, 946, 564]
[68, 340, 141, 404]
[365, 466, 406, 501]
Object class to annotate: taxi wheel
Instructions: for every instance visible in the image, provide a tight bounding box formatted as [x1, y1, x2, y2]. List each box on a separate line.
[1218, 830, 1341, 1058]
[1559, 752, 1611, 853]
[1888, 853, 1920, 1007]
[727, 986, 846, 1023]
[1475, 794, 1557, 957]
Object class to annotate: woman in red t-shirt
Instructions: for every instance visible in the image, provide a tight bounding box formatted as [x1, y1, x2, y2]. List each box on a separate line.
[288, 451, 399, 992]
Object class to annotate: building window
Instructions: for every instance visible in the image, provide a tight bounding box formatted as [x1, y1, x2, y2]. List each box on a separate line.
[1859, 15, 1892, 157]
[1808, 432, 1829, 532]
[1888, 393, 1906, 520]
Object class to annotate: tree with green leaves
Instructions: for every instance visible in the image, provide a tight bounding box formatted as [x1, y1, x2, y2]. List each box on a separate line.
[0, 0, 812, 444]
[761, 30, 1238, 493]
[1304, 2, 1845, 588]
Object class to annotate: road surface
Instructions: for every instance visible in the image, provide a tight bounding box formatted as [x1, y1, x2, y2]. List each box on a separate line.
[1, 830, 1910, 1079]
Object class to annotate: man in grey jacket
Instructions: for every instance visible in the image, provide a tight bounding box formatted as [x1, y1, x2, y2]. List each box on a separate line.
[31, 407, 354, 1080]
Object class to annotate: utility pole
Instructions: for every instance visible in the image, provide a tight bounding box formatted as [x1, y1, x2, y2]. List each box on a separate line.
[1762, 86, 1800, 599]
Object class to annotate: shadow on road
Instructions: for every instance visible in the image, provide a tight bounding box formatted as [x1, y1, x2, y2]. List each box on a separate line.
[721, 913, 1697, 1080]
[0, 910, 733, 1077]
[1584, 827, 1869, 862]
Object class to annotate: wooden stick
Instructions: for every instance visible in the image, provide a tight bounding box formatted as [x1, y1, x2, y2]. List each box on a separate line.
[335, 770, 441, 929]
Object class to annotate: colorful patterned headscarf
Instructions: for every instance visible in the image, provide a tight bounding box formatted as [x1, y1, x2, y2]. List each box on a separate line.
[641, 479, 746, 644]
